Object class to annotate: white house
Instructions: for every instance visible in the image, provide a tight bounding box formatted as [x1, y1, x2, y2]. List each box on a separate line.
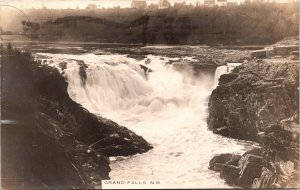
[158, 0, 171, 9]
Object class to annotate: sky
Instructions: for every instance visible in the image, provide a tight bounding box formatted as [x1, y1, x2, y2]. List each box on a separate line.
[0, 0, 292, 9]
[0, 0, 244, 9]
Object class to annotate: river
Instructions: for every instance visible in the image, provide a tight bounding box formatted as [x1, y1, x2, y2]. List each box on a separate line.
[28, 44, 254, 188]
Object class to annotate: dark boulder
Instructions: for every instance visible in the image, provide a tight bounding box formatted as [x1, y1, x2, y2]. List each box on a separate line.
[242, 147, 263, 157]
[77, 60, 88, 86]
[59, 61, 68, 71]
[238, 162, 263, 188]
[226, 155, 242, 167]
[253, 112, 299, 188]
[238, 154, 263, 188]
[209, 154, 236, 171]
[252, 167, 277, 188]
[239, 154, 263, 168]
[139, 64, 153, 73]
[220, 165, 240, 186]
[218, 73, 238, 85]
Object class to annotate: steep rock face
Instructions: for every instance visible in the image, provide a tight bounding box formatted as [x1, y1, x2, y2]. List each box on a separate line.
[208, 57, 299, 188]
[1, 48, 152, 189]
[209, 112, 299, 188]
[208, 59, 299, 141]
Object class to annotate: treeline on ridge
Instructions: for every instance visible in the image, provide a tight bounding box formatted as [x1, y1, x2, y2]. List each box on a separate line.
[23, 2, 298, 45]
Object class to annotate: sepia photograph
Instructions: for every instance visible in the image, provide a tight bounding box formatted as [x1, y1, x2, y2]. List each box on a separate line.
[0, 0, 299, 189]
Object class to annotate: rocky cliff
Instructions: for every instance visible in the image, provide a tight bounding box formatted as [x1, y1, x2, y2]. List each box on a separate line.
[1, 47, 152, 189]
[208, 59, 299, 141]
[209, 111, 299, 188]
[207, 58, 299, 188]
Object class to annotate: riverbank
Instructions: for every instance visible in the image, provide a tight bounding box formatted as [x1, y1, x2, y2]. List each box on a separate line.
[1, 40, 298, 188]
[1, 47, 152, 189]
[207, 41, 299, 188]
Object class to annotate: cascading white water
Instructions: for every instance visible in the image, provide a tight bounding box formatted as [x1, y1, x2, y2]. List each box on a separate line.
[213, 63, 242, 89]
[37, 52, 253, 188]
[65, 62, 153, 113]
[213, 65, 228, 88]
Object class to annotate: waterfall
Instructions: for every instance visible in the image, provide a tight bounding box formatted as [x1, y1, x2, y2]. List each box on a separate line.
[213, 63, 242, 89]
[36, 53, 212, 117]
[213, 65, 228, 88]
[227, 63, 242, 72]
[65, 63, 153, 113]
[37, 52, 250, 188]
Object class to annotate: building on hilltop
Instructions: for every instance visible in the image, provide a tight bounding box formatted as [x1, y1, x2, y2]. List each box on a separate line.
[131, 0, 147, 9]
[204, 0, 215, 6]
[158, 0, 171, 9]
[216, 0, 228, 6]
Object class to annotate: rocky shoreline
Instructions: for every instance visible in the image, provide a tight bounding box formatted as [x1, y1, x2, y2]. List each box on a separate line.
[208, 43, 299, 188]
[1, 41, 299, 189]
[1, 47, 152, 189]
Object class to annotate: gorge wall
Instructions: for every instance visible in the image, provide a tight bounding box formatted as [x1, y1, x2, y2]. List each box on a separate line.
[1, 47, 152, 189]
[208, 58, 299, 188]
[208, 59, 299, 141]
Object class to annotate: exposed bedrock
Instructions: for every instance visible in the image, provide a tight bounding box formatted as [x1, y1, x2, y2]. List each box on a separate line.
[208, 59, 299, 188]
[1, 48, 152, 189]
[209, 112, 299, 188]
[208, 59, 299, 141]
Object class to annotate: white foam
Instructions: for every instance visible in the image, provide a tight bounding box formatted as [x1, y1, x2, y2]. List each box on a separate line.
[213, 65, 228, 88]
[37, 52, 253, 188]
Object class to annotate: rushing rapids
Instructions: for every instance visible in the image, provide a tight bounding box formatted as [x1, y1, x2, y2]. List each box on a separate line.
[37, 52, 254, 188]
[213, 63, 242, 88]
